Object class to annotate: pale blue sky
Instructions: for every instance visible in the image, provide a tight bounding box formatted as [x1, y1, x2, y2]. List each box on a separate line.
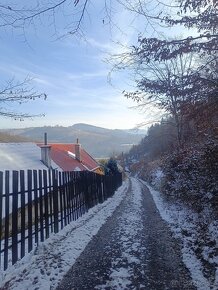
[0, 0, 168, 129]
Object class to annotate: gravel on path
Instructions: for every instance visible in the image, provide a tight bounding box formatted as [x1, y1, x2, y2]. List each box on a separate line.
[56, 177, 196, 290]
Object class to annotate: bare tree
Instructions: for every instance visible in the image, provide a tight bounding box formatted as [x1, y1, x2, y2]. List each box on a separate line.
[0, 1, 91, 121]
[0, 0, 89, 37]
[1, 1, 217, 47]
[108, 0, 217, 143]
[0, 78, 47, 120]
[116, 0, 218, 59]
[122, 53, 197, 146]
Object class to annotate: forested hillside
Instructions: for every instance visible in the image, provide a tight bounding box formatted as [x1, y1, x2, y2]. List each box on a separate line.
[123, 105, 217, 286]
[124, 112, 217, 210]
[0, 132, 29, 142]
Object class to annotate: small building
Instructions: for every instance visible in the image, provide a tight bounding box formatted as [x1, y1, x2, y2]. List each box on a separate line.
[37, 140, 104, 175]
[0, 142, 54, 171]
[0, 138, 103, 174]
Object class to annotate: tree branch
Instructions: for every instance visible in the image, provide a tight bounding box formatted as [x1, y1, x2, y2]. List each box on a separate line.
[0, 78, 46, 119]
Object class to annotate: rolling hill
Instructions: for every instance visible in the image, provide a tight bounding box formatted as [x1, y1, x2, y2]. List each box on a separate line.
[1, 123, 145, 158]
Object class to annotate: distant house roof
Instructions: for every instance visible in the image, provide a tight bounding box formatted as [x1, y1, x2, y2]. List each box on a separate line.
[37, 143, 100, 172]
[0, 142, 100, 173]
[0, 143, 58, 171]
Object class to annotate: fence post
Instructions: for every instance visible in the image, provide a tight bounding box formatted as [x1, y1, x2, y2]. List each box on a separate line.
[83, 172, 89, 212]
[27, 170, 33, 253]
[12, 171, 19, 265]
[33, 170, 39, 246]
[20, 170, 26, 259]
[48, 170, 54, 233]
[0, 171, 3, 267]
[53, 170, 59, 233]
[58, 171, 64, 229]
[38, 170, 44, 242]
[43, 170, 49, 239]
[4, 171, 10, 270]
[65, 171, 70, 223]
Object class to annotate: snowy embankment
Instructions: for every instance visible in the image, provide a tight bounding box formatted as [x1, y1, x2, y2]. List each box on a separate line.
[140, 179, 218, 290]
[0, 180, 129, 290]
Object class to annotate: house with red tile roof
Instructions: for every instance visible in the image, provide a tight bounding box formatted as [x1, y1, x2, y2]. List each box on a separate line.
[0, 138, 103, 175]
[37, 138, 104, 175]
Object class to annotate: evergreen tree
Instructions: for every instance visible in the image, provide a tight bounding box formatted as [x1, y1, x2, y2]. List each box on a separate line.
[105, 158, 119, 175]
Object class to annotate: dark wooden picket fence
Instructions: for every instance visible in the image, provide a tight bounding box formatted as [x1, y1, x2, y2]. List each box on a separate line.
[0, 170, 122, 271]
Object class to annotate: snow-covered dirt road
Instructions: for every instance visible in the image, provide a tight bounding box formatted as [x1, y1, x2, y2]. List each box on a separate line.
[56, 178, 196, 290]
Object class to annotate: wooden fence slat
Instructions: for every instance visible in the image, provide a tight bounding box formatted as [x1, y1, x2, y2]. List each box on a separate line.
[72, 173, 77, 218]
[33, 170, 39, 245]
[79, 173, 83, 217]
[12, 171, 19, 265]
[43, 170, 49, 239]
[48, 170, 53, 233]
[0, 172, 3, 266]
[67, 172, 72, 222]
[101, 175, 105, 202]
[20, 170, 26, 259]
[84, 172, 88, 212]
[99, 175, 104, 203]
[66, 172, 71, 223]
[73, 172, 80, 217]
[79, 174, 87, 216]
[75, 175, 79, 220]
[63, 172, 68, 224]
[27, 170, 33, 253]
[72, 173, 77, 217]
[52, 170, 59, 234]
[94, 174, 98, 205]
[91, 174, 95, 207]
[60, 172, 66, 226]
[58, 172, 64, 229]
[64, 172, 69, 223]
[4, 171, 10, 270]
[79, 174, 85, 217]
[38, 170, 44, 242]
[80, 173, 86, 215]
[78, 173, 82, 216]
[69, 172, 74, 221]
[65, 172, 71, 224]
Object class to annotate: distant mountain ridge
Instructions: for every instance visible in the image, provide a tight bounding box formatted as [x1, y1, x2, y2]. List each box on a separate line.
[0, 123, 145, 158]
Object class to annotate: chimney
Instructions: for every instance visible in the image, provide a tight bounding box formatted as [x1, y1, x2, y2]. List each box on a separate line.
[75, 138, 81, 162]
[41, 133, 52, 168]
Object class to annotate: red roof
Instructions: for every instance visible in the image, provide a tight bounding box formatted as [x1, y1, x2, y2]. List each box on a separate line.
[37, 143, 100, 172]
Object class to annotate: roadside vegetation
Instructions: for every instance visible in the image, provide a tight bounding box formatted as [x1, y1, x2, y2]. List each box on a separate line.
[122, 102, 217, 285]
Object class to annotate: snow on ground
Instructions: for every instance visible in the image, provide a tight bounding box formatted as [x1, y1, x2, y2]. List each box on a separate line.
[95, 178, 146, 289]
[0, 180, 129, 290]
[140, 180, 218, 290]
[1, 176, 217, 290]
